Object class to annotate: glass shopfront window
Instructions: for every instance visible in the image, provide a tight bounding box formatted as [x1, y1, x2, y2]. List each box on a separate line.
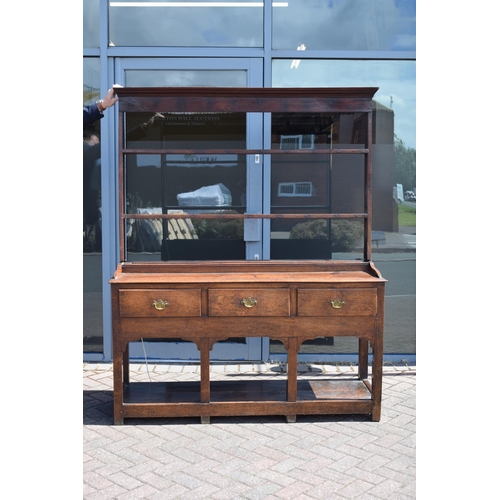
[109, 0, 264, 47]
[83, 58, 104, 353]
[272, 59, 416, 357]
[272, 0, 416, 51]
[272, 59, 415, 150]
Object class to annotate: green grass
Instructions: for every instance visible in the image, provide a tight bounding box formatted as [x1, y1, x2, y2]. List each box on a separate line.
[398, 205, 416, 226]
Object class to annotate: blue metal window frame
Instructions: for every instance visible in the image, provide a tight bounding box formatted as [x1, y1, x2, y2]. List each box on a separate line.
[83, 0, 416, 364]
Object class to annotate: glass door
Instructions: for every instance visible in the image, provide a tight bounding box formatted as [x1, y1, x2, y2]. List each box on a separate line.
[115, 58, 264, 361]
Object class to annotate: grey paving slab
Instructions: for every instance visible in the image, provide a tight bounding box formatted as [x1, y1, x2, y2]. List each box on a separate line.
[84, 363, 416, 499]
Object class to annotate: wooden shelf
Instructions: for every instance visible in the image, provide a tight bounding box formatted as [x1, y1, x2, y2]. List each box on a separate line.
[124, 379, 372, 404]
[120, 379, 374, 423]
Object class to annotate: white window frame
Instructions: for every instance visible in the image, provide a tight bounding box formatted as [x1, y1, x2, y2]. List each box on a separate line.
[279, 134, 315, 149]
[278, 182, 313, 197]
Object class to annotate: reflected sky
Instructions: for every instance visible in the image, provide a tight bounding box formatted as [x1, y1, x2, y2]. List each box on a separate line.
[273, 0, 415, 51]
[273, 59, 416, 150]
[125, 70, 247, 87]
[109, 1, 265, 47]
[105, 0, 415, 50]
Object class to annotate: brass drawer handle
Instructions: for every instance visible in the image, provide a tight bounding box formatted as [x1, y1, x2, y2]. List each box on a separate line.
[241, 297, 258, 308]
[330, 298, 345, 309]
[152, 299, 169, 311]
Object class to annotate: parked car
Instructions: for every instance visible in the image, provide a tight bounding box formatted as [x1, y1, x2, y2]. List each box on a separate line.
[404, 191, 416, 202]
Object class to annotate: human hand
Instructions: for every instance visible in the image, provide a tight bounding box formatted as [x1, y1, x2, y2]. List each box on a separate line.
[101, 87, 119, 110]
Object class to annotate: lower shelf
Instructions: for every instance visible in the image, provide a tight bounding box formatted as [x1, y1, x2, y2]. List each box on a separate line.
[117, 379, 376, 423]
[123, 379, 372, 403]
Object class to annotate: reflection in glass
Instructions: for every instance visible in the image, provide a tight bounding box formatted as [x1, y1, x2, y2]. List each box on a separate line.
[269, 111, 367, 261]
[124, 110, 247, 261]
[271, 153, 365, 213]
[270, 336, 361, 355]
[83, 0, 100, 48]
[125, 112, 246, 150]
[272, 0, 416, 51]
[272, 59, 416, 150]
[83, 58, 101, 105]
[272, 59, 416, 356]
[271, 218, 365, 261]
[125, 154, 246, 212]
[125, 70, 247, 88]
[109, 1, 263, 47]
[271, 112, 368, 149]
[83, 57, 103, 353]
[273, 59, 415, 233]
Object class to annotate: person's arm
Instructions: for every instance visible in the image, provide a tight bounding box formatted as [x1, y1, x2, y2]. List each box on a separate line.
[83, 103, 102, 128]
[83, 87, 119, 127]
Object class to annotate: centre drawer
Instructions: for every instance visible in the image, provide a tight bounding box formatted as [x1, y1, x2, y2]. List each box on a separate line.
[208, 289, 290, 317]
[119, 289, 201, 318]
[297, 288, 377, 316]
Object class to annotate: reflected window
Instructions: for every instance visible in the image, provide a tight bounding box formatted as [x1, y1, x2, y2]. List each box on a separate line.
[109, 0, 264, 47]
[272, 0, 416, 51]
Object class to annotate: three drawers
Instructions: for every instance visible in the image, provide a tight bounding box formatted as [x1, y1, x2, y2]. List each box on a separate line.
[119, 287, 377, 318]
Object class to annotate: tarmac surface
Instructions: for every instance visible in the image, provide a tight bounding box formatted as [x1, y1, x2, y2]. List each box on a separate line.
[84, 361, 416, 499]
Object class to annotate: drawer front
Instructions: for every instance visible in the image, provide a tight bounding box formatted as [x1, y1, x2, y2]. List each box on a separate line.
[208, 289, 290, 317]
[298, 288, 377, 316]
[119, 289, 201, 318]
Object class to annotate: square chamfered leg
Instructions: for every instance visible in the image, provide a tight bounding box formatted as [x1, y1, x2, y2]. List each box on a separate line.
[113, 345, 125, 425]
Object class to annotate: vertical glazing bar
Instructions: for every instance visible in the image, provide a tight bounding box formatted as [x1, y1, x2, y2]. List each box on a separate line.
[365, 106, 373, 261]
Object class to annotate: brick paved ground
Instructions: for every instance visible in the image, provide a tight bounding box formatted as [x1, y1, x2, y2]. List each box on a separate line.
[83, 363, 416, 499]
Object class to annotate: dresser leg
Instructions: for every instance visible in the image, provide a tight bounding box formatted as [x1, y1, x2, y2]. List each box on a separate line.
[359, 338, 368, 380]
[199, 338, 211, 403]
[123, 343, 130, 384]
[371, 329, 383, 422]
[286, 337, 298, 402]
[113, 346, 125, 426]
[286, 415, 297, 423]
[201, 416, 210, 424]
